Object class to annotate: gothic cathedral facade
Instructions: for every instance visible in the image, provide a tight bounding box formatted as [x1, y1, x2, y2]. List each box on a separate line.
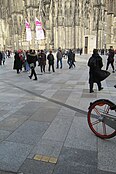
[0, 0, 116, 53]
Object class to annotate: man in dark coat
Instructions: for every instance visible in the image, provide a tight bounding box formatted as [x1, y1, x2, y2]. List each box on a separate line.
[88, 49, 103, 93]
[106, 46, 115, 73]
[47, 50, 55, 72]
[67, 49, 76, 69]
[27, 49, 37, 80]
[38, 50, 46, 73]
[56, 47, 63, 69]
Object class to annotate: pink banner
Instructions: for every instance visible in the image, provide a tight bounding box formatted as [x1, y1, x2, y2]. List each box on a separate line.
[35, 17, 44, 40]
[25, 20, 32, 41]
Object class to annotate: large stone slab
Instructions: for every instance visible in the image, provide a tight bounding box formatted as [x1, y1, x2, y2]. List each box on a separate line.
[18, 158, 54, 174]
[98, 138, 116, 173]
[58, 107, 76, 116]
[0, 130, 11, 141]
[29, 107, 60, 122]
[53, 145, 98, 174]
[28, 139, 63, 159]
[64, 117, 97, 151]
[58, 146, 97, 167]
[0, 116, 28, 131]
[6, 121, 50, 145]
[42, 115, 73, 142]
[13, 101, 41, 116]
[53, 163, 97, 174]
[0, 141, 32, 172]
[0, 110, 9, 117]
[52, 90, 70, 103]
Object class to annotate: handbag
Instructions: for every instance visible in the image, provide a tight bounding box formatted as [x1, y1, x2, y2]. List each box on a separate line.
[96, 70, 110, 81]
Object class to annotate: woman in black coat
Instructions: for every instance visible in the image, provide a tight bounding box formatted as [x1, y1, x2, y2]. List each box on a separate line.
[13, 51, 22, 74]
[88, 49, 103, 93]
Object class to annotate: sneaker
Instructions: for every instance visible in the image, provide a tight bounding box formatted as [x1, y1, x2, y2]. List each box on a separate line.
[28, 76, 31, 79]
[112, 70, 115, 73]
[33, 78, 37, 80]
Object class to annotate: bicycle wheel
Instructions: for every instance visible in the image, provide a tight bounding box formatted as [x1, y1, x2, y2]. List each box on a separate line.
[88, 99, 116, 139]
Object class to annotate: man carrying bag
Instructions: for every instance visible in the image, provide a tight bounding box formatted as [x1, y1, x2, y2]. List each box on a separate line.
[88, 49, 110, 93]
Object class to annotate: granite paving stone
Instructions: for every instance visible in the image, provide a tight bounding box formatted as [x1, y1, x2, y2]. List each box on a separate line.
[42, 101, 61, 109]
[0, 110, 9, 117]
[42, 89, 58, 98]
[64, 117, 97, 151]
[65, 81, 78, 85]
[18, 159, 54, 174]
[58, 106, 76, 116]
[42, 115, 74, 142]
[32, 89, 44, 95]
[0, 130, 11, 141]
[29, 107, 60, 122]
[14, 102, 41, 115]
[53, 164, 97, 174]
[0, 116, 28, 131]
[75, 111, 87, 118]
[28, 139, 63, 159]
[66, 98, 81, 108]
[51, 90, 71, 103]
[6, 120, 50, 145]
[98, 138, 116, 173]
[0, 141, 33, 172]
[58, 146, 97, 167]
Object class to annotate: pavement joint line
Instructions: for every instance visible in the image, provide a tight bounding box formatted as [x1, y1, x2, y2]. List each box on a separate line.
[33, 154, 58, 164]
[0, 170, 17, 174]
[2, 79, 88, 115]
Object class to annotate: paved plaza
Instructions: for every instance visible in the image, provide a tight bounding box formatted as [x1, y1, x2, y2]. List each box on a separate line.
[0, 54, 116, 174]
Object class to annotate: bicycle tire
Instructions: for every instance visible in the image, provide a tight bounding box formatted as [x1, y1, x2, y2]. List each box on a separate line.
[88, 99, 116, 139]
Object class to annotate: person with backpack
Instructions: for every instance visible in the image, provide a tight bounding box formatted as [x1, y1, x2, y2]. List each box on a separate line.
[88, 49, 103, 93]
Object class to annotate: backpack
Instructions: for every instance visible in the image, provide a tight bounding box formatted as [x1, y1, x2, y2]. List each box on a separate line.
[88, 56, 97, 67]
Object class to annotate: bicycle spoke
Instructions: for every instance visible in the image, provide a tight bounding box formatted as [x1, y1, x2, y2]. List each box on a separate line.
[94, 107, 101, 116]
[104, 104, 110, 114]
[91, 119, 101, 125]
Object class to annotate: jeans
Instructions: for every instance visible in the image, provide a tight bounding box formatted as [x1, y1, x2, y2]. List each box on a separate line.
[57, 59, 62, 69]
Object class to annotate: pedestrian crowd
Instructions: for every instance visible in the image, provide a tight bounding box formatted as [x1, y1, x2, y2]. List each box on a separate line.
[11, 47, 76, 79]
[0, 46, 115, 93]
